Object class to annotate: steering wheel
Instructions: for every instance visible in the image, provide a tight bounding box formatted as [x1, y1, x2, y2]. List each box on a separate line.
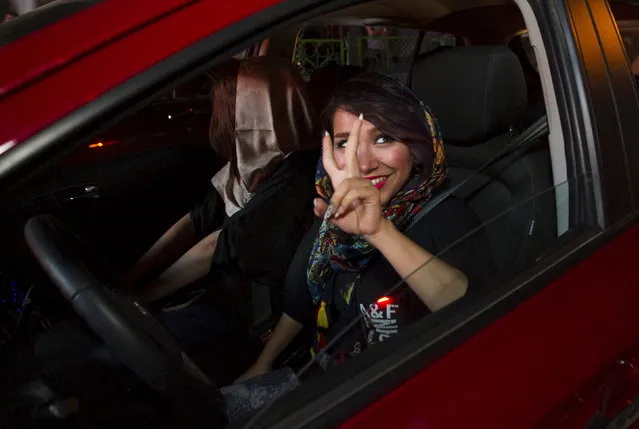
[24, 215, 227, 427]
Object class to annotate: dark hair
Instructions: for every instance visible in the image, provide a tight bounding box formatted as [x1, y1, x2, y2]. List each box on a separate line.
[209, 58, 241, 165]
[322, 72, 435, 176]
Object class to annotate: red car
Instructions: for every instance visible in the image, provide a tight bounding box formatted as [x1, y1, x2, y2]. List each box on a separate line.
[0, 0, 638, 428]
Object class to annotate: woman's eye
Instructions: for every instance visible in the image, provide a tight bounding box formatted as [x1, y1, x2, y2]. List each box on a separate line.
[335, 140, 348, 149]
[375, 135, 393, 145]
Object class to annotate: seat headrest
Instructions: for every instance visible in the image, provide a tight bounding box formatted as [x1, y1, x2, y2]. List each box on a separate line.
[412, 46, 527, 145]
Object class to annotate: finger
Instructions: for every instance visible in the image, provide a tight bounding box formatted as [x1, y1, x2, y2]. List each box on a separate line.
[313, 197, 328, 219]
[331, 179, 372, 217]
[330, 178, 355, 216]
[345, 114, 363, 177]
[322, 131, 338, 175]
[335, 185, 377, 219]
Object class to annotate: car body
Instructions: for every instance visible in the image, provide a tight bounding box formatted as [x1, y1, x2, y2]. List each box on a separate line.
[1, 0, 638, 428]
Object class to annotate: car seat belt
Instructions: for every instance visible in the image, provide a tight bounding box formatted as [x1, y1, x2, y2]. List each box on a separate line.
[406, 114, 549, 231]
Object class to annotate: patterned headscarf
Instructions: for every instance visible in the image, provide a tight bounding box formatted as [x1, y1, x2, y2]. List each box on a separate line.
[306, 103, 447, 306]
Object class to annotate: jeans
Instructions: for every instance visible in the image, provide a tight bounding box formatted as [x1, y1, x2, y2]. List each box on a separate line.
[34, 298, 284, 423]
[36, 297, 249, 388]
[157, 298, 254, 385]
[159, 301, 302, 422]
[156, 299, 235, 349]
[221, 367, 301, 423]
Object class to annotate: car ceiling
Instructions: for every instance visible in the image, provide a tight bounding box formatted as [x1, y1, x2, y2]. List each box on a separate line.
[315, 0, 512, 27]
[307, 0, 638, 45]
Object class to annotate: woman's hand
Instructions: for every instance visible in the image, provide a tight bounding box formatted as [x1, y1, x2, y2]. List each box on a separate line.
[320, 119, 362, 192]
[315, 115, 387, 238]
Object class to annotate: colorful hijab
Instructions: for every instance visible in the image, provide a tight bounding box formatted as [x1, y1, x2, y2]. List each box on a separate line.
[211, 57, 317, 217]
[306, 103, 447, 307]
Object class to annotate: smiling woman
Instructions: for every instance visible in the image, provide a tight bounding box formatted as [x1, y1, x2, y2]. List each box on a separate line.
[232, 74, 495, 419]
[330, 110, 415, 199]
[321, 73, 440, 207]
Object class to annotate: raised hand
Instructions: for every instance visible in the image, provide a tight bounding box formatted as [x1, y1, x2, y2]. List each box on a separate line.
[314, 115, 387, 238]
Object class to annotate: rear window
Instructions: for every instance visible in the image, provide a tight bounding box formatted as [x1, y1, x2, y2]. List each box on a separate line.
[292, 25, 423, 82]
[417, 31, 460, 54]
[0, 0, 101, 47]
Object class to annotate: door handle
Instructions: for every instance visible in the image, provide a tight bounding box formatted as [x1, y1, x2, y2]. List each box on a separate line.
[22, 185, 100, 213]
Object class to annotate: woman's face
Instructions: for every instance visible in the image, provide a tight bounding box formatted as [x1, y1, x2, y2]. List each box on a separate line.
[332, 108, 413, 205]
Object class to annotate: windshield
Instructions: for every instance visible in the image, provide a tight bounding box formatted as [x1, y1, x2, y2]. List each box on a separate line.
[293, 25, 458, 83]
[0, 0, 101, 47]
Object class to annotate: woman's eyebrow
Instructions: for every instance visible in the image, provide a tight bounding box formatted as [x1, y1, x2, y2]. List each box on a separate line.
[333, 127, 378, 140]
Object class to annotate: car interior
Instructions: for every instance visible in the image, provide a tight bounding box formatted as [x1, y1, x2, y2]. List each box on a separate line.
[1, 0, 635, 427]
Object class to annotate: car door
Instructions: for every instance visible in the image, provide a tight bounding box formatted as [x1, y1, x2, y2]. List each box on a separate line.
[538, 0, 639, 426]
[231, 0, 639, 428]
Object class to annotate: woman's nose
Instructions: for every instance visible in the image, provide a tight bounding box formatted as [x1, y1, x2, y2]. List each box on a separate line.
[357, 142, 378, 173]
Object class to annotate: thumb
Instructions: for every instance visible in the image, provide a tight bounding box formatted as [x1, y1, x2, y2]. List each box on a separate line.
[313, 198, 328, 218]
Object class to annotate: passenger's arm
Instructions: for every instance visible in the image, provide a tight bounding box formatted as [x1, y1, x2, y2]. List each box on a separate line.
[124, 213, 197, 288]
[317, 191, 468, 312]
[136, 229, 221, 303]
[236, 313, 303, 382]
[364, 219, 468, 311]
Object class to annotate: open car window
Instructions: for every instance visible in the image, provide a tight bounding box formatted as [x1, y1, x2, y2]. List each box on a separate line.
[242, 171, 595, 427]
[299, 175, 580, 374]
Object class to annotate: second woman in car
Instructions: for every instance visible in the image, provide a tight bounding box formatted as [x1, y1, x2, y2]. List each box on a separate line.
[124, 57, 320, 381]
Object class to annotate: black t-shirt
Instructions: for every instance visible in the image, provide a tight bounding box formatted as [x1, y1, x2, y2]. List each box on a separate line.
[283, 196, 495, 360]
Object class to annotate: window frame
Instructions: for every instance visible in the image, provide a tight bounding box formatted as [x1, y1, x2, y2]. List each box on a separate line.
[549, 0, 636, 226]
[599, 5, 639, 212]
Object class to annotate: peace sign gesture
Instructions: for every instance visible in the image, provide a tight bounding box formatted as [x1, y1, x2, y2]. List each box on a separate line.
[322, 114, 364, 191]
[313, 114, 387, 238]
